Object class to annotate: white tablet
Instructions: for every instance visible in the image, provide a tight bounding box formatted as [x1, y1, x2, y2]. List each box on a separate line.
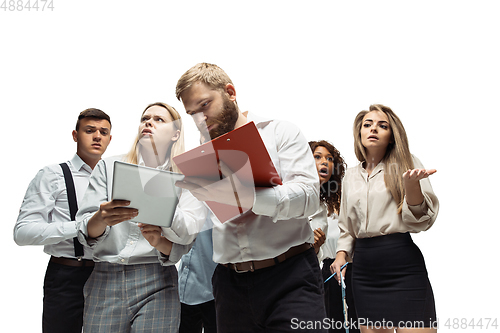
[111, 161, 185, 227]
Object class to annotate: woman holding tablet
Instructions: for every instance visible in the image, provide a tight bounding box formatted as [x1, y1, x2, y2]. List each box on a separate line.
[331, 104, 439, 333]
[76, 102, 206, 332]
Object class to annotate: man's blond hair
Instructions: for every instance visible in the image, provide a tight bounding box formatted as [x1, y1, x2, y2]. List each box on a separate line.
[176, 63, 233, 100]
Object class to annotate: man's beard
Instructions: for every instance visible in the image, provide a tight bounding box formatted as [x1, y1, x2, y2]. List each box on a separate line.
[207, 95, 239, 140]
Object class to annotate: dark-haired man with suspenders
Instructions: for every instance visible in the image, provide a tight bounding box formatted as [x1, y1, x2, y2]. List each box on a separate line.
[14, 108, 112, 333]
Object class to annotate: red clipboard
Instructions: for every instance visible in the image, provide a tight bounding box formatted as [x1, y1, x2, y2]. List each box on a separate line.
[173, 121, 282, 223]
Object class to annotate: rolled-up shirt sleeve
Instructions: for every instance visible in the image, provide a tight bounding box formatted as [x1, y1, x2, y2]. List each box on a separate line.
[309, 205, 329, 262]
[161, 189, 207, 245]
[159, 192, 209, 264]
[14, 168, 77, 246]
[335, 177, 356, 260]
[401, 156, 439, 231]
[252, 120, 320, 222]
[157, 243, 194, 266]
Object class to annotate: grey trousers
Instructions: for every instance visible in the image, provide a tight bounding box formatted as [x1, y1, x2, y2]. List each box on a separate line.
[83, 262, 180, 333]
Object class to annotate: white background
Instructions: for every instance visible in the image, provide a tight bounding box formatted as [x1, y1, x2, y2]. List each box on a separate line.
[1, 1, 498, 331]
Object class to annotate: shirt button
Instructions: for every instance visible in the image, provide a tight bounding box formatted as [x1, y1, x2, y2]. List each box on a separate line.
[130, 241, 134, 245]
[121, 259, 125, 263]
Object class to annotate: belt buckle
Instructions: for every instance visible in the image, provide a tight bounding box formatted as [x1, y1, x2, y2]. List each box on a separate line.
[234, 261, 254, 273]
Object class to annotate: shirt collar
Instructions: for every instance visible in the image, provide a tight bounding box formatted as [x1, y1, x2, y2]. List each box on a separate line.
[138, 155, 171, 171]
[358, 160, 385, 178]
[245, 111, 273, 128]
[70, 154, 93, 174]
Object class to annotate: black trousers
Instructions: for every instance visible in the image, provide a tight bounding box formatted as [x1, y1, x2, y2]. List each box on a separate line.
[212, 247, 327, 333]
[42, 260, 93, 333]
[179, 300, 217, 333]
[322, 259, 360, 333]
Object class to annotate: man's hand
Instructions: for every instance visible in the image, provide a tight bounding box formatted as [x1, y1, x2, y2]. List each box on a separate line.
[176, 161, 255, 210]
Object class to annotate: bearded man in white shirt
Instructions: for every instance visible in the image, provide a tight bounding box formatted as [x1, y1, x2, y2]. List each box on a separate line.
[176, 63, 327, 333]
[14, 108, 112, 333]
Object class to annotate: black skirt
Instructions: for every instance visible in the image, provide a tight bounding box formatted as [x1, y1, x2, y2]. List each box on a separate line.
[352, 232, 436, 328]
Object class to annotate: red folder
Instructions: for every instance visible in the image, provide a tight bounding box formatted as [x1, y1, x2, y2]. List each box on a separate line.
[173, 121, 282, 223]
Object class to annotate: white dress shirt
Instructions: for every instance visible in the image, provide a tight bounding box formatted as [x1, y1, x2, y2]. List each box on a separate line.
[336, 155, 439, 259]
[76, 155, 207, 266]
[14, 154, 94, 259]
[309, 203, 340, 263]
[212, 112, 320, 264]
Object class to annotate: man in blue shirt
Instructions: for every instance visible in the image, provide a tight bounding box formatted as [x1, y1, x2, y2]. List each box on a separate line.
[178, 215, 218, 333]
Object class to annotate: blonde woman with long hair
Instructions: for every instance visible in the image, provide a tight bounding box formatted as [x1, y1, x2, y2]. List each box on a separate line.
[124, 102, 184, 172]
[76, 102, 206, 332]
[332, 104, 439, 333]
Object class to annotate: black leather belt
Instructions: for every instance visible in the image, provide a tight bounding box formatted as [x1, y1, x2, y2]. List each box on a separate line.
[222, 243, 312, 273]
[50, 256, 94, 267]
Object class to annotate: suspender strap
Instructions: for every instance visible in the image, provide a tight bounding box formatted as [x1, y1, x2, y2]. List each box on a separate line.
[59, 163, 84, 258]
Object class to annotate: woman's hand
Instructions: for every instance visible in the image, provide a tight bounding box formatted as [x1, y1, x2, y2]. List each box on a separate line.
[139, 223, 163, 247]
[87, 200, 138, 238]
[403, 168, 436, 184]
[330, 251, 348, 285]
[138, 223, 173, 256]
[312, 228, 326, 254]
[403, 168, 436, 206]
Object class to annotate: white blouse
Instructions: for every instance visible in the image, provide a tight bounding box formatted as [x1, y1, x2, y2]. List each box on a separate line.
[309, 203, 340, 263]
[336, 155, 439, 259]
